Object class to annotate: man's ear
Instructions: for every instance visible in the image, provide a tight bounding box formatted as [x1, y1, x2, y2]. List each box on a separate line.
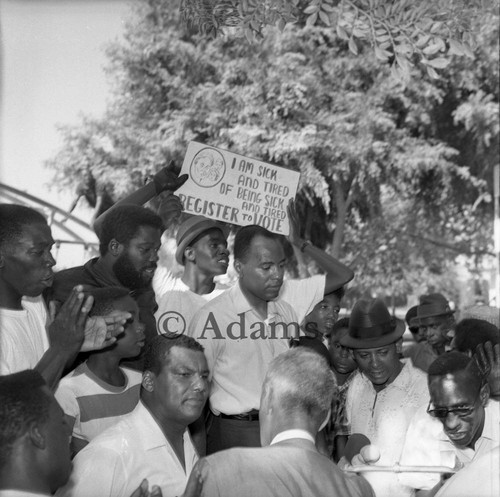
[108, 239, 123, 257]
[28, 422, 46, 450]
[234, 259, 242, 276]
[142, 371, 155, 393]
[480, 382, 490, 406]
[184, 246, 195, 263]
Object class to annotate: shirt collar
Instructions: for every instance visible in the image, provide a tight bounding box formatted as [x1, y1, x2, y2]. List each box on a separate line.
[231, 281, 281, 317]
[134, 401, 185, 451]
[270, 429, 315, 446]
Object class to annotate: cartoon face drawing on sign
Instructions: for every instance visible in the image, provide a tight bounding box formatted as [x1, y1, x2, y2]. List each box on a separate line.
[190, 148, 226, 188]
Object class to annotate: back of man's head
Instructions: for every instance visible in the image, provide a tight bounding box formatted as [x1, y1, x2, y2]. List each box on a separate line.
[0, 204, 47, 251]
[0, 370, 50, 472]
[143, 332, 204, 376]
[263, 348, 336, 427]
[453, 318, 499, 354]
[233, 224, 281, 262]
[98, 205, 164, 255]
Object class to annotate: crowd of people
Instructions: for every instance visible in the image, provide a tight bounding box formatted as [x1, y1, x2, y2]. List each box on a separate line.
[0, 166, 499, 497]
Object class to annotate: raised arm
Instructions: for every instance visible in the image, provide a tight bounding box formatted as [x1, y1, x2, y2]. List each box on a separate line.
[287, 199, 354, 294]
[93, 162, 188, 234]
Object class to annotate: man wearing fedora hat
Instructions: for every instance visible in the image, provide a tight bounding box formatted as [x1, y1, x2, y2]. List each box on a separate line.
[340, 298, 429, 497]
[409, 293, 456, 372]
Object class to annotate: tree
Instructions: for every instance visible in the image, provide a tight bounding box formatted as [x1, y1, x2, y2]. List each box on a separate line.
[181, 0, 499, 80]
[46, 0, 498, 303]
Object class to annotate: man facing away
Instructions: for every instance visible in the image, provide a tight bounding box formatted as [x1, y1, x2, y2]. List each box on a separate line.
[187, 348, 374, 497]
[57, 333, 209, 497]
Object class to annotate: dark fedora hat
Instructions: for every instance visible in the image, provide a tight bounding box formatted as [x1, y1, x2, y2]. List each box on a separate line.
[340, 298, 405, 349]
[175, 215, 229, 265]
[410, 293, 455, 327]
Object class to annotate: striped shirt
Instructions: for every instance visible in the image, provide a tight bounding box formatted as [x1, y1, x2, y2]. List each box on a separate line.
[55, 362, 142, 443]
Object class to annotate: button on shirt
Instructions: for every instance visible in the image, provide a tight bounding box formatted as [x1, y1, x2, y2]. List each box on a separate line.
[345, 359, 429, 497]
[188, 282, 297, 415]
[56, 401, 198, 497]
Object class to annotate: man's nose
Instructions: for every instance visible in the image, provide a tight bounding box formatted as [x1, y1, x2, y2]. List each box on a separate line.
[193, 374, 208, 392]
[149, 250, 159, 263]
[444, 412, 461, 431]
[46, 251, 56, 267]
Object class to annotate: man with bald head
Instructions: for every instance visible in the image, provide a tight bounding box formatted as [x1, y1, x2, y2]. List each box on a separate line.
[399, 351, 499, 494]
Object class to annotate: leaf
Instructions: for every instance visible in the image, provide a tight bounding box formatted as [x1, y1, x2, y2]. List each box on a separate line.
[321, 3, 336, 13]
[336, 24, 349, 40]
[277, 17, 286, 31]
[415, 34, 431, 49]
[374, 45, 391, 61]
[448, 38, 465, 56]
[426, 65, 439, 79]
[348, 38, 359, 55]
[319, 10, 331, 26]
[423, 42, 444, 56]
[306, 12, 318, 26]
[304, 5, 319, 15]
[425, 57, 451, 69]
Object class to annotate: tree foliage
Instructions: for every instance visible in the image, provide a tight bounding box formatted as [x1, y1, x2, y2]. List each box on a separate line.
[181, 0, 499, 80]
[46, 0, 499, 303]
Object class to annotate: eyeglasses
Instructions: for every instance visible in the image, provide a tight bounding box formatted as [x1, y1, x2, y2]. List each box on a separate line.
[427, 394, 479, 419]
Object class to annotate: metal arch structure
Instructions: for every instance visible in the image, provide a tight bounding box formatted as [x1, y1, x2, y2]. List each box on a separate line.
[0, 182, 99, 260]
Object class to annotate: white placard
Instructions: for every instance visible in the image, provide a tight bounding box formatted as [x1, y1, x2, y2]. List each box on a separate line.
[176, 141, 300, 235]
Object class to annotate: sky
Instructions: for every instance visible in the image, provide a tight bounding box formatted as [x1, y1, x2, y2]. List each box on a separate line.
[0, 0, 131, 214]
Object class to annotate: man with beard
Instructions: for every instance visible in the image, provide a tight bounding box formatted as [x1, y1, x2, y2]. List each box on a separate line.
[50, 205, 164, 369]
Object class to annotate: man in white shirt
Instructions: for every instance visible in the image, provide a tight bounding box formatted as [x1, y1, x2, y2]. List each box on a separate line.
[0, 204, 128, 390]
[340, 298, 429, 497]
[154, 200, 354, 335]
[154, 215, 231, 334]
[185, 348, 374, 497]
[57, 333, 209, 497]
[399, 351, 499, 494]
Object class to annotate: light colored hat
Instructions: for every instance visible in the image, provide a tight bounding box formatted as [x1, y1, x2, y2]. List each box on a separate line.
[175, 216, 229, 265]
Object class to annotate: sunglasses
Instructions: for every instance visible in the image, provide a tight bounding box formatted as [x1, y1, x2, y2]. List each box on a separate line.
[427, 393, 479, 419]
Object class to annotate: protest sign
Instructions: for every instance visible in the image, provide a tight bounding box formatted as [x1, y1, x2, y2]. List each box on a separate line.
[176, 141, 300, 235]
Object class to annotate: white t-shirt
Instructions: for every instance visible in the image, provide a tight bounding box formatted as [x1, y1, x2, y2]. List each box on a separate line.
[0, 296, 49, 374]
[154, 268, 228, 334]
[154, 263, 325, 335]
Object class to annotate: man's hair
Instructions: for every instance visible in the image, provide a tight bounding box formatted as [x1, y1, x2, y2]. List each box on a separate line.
[428, 350, 485, 388]
[330, 317, 350, 336]
[98, 205, 164, 255]
[454, 318, 500, 353]
[233, 224, 281, 262]
[0, 204, 47, 250]
[143, 333, 204, 375]
[0, 370, 50, 471]
[88, 286, 131, 317]
[264, 348, 336, 426]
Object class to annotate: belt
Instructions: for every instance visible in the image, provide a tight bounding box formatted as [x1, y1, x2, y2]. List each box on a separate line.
[219, 409, 259, 422]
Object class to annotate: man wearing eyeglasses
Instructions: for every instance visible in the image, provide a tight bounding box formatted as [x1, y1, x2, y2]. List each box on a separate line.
[399, 351, 499, 495]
